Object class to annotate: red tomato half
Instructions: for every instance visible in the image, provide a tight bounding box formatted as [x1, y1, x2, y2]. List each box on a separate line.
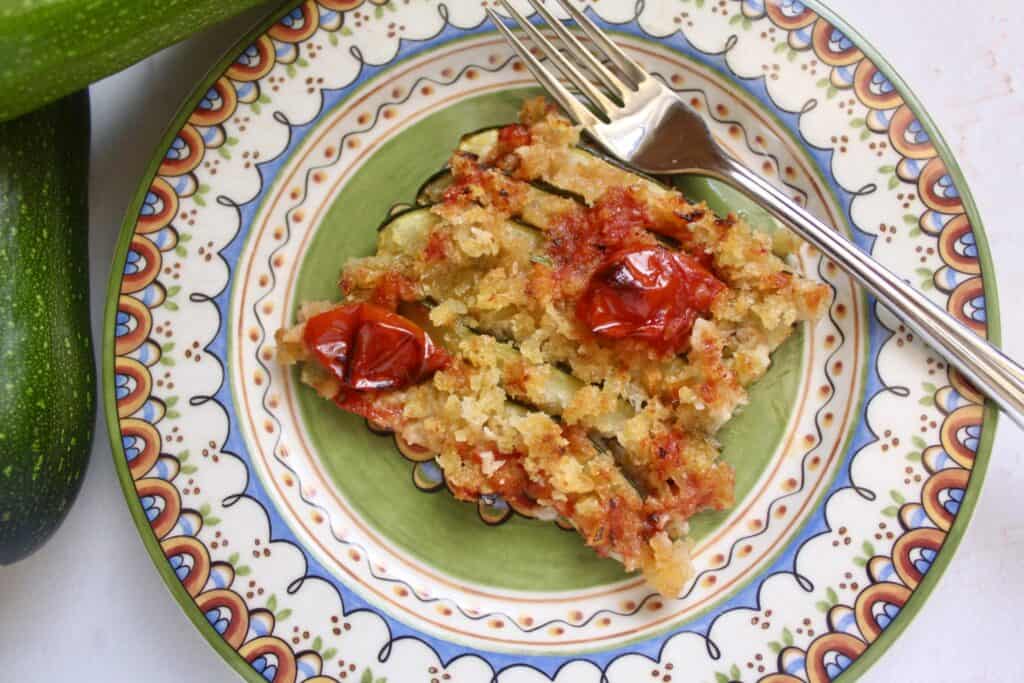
[496, 123, 532, 155]
[576, 246, 725, 354]
[303, 303, 448, 391]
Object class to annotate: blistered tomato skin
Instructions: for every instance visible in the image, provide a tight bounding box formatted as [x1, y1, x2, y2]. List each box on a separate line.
[303, 303, 448, 391]
[303, 305, 359, 380]
[496, 123, 532, 156]
[576, 246, 725, 354]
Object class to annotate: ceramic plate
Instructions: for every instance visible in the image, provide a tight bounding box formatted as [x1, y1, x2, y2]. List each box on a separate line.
[104, 1, 997, 681]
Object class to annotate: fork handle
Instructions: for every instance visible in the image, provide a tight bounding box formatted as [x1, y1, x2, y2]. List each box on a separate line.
[717, 156, 1023, 428]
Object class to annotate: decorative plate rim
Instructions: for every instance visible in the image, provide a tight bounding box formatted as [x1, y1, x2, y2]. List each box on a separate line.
[101, 1, 1001, 681]
[787, 6, 1001, 681]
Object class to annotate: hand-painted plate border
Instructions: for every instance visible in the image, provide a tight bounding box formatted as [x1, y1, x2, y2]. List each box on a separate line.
[103, 1, 999, 681]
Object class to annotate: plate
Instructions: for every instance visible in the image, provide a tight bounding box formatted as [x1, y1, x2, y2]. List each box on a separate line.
[104, 1, 997, 681]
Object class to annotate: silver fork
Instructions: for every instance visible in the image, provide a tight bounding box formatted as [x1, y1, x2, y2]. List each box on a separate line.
[489, 0, 1024, 428]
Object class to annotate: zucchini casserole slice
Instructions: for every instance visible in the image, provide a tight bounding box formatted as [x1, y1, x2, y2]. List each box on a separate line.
[276, 99, 830, 596]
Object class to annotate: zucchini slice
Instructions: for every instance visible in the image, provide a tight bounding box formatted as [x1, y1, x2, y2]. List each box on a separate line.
[415, 168, 454, 206]
[401, 301, 648, 499]
[447, 124, 795, 255]
[458, 126, 669, 193]
[399, 302, 634, 436]
[457, 125, 502, 158]
[398, 301, 650, 527]
[376, 205, 543, 257]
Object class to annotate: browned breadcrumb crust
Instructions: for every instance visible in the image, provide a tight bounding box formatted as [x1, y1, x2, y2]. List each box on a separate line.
[276, 99, 830, 596]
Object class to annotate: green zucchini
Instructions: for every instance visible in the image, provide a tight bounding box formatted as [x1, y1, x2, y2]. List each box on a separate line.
[401, 302, 647, 524]
[0, 92, 95, 564]
[416, 128, 626, 206]
[378, 208, 634, 435]
[416, 169, 455, 206]
[0, 0, 272, 122]
[402, 302, 633, 435]
[414, 164, 681, 251]
[376, 205, 542, 257]
[404, 301, 650, 500]
[457, 125, 505, 158]
[438, 125, 794, 253]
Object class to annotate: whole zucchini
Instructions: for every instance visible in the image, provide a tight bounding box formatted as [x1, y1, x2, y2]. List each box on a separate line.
[0, 0, 273, 121]
[0, 91, 94, 564]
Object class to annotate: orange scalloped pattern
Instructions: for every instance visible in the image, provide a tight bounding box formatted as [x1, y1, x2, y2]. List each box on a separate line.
[113, 4, 357, 682]
[741, 1, 988, 679]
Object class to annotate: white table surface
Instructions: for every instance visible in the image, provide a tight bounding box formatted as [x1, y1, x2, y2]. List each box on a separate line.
[1, 2, 1021, 681]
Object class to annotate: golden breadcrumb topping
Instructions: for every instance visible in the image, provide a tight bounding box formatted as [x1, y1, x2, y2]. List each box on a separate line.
[276, 99, 830, 596]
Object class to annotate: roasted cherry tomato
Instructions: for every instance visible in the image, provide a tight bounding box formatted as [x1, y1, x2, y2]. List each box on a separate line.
[576, 246, 725, 354]
[303, 303, 448, 391]
[496, 123, 532, 155]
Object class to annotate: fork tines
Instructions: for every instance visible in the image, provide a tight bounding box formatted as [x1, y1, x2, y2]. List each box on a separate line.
[487, 0, 649, 125]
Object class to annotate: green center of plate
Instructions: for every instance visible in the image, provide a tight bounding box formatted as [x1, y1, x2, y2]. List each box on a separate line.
[292, 90, 804, 592]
